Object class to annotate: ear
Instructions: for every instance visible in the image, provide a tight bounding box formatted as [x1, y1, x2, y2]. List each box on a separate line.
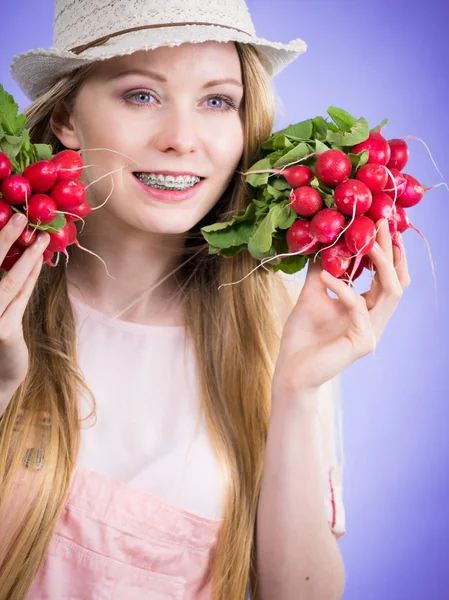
[50, 100, 81, 150]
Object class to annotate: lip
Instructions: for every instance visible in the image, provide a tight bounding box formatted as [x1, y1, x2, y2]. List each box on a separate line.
[132, 173, 206, 203]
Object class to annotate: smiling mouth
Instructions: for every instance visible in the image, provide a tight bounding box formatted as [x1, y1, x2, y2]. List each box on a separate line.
[133, 172, 204, 190]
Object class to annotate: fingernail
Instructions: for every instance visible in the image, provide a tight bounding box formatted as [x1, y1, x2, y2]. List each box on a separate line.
[12, 213, 27, 226]
[37, 233, 50, 246]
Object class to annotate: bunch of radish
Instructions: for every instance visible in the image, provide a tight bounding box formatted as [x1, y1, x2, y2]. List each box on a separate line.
[284, 132, 422, 281]
[0, 149, 91, 271]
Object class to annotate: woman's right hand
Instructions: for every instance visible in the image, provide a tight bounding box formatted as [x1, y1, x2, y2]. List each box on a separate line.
[0, 213, 50, 394]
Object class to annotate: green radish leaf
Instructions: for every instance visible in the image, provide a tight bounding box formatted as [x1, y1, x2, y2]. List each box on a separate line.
[315, 139, 329, 154]
[15, 114, 26, 135]
[327, 117, 370, 146]
[348, 150, 369, 176]
[274, 119, 313, 141]
[267, 150, 287, 165]
[4, 135, 21, 146]
[244, 157, 272, 187]
[201, 203, 257, 249]
[323, 194, 335, 209]
[271, 255, 308, 274]
[247, 202, 294, 256]
[371, 118, 388, 133]
[273, 142, 311, 168]
[312, 116, 328, 140]
[255, 204, 270, 218]
[0, 136, 23, 159]
[34, 144, 53, 161]
[0, 84, 19, 135]
[265, 184, 283, 200]
[276, 201, 297, 229]
[0, 85, 26, 136]
[270, 236, 308, 274]
[200, 221, 256, 249]
[327, 106, 358, 131]
[34, 214, 67, 232]
[327, 122, 339, 133]
[208, 244, 246, 258]
[21, 129, 32, 153]
[311, 178, 334, 196]
[262, 134, 294, 151]
[270, 178, 291, 191]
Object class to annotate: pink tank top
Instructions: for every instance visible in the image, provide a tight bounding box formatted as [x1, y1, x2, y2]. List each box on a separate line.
[19, 292, 345, 598]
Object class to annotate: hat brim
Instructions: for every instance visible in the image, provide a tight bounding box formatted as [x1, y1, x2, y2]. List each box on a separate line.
[10, 24, 307, 101]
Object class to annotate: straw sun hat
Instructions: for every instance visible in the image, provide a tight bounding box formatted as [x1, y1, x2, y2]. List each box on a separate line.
[10, 0, 307, 101]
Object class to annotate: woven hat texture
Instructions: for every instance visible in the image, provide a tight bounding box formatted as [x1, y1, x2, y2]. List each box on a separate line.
[10, 0, 307, 101]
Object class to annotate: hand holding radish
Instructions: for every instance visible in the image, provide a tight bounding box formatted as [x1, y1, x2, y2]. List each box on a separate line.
[0, 84, 91, 272]
[0, 213, 50, 394]
[272, 218, 411, 399]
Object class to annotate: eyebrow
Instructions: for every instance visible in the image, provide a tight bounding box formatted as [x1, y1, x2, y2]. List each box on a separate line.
[107, 68, 244, 89]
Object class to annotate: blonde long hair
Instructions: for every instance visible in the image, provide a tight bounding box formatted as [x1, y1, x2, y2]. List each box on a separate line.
[0, 42, 319, 599]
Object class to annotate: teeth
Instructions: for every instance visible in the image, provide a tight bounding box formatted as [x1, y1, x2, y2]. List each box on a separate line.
[135, 172, 200, 189]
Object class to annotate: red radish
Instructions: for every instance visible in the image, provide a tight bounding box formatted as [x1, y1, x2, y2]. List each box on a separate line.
[345, 215, 377, 255]
[0, 152, 12, 181]
[286, 220, 321, 255]
[289, 186, 323, 217]
[387, 139, 409, 171]
[315, 149, 352, 187]
[15, 225, 37, 248]
[1, 175, 32, 205]
[389, 216, 398, 238]
[22, 160, 58, 193]
[352, 131, 392, 165]
[43, 249, 56, 266]
[320, 239, 353, 278]
[50, 179, 86, 211]
[27, 194, 58, 225]
[65, 201, 92, 222]
[52, 150, 84, 180]
[65, 221, 79, 246]
[280, 165, 313, 187]
[47, 224, 72, 254]
[384, 168, 407, 199]
[362, 255, 376, 272]
[334, 179, 372, 216]
[396, 173, 424, 208]
[393, 204, 410, 234]
[0, 199, 14, 230]
[310, 208, 346, 244]
[0, 245, 24, 272]
[351, 131, 391, 166]
[355, 163, 388, 194]
[339, 257, 365, 282]
[366, 193, 394, 222]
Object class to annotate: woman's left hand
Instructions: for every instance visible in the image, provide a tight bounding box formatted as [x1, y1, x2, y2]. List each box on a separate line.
[272, 218, 411, 400]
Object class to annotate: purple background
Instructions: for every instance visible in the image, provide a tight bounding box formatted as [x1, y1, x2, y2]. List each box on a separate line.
[2, 1, 449, 598]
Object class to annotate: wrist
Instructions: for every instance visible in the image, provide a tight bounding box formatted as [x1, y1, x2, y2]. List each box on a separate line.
[271, 382, 321, 413]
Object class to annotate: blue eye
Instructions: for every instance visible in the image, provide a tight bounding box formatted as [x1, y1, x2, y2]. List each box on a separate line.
[122, 91, 238, 112]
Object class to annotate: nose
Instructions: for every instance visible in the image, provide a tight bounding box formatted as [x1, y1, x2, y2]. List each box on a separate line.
[152, 104, 198, 155]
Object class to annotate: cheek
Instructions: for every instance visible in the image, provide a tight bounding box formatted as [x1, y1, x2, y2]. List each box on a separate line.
[208, 120, 244, 172]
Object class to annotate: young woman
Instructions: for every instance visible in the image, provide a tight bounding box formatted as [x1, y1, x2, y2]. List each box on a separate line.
[0, 0, 410, 598]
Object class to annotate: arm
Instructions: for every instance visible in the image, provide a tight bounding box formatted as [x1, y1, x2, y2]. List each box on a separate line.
[256, 387, 345, 600]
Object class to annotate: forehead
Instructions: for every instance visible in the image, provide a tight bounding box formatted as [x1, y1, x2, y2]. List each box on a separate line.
[91, 41, 243, 83]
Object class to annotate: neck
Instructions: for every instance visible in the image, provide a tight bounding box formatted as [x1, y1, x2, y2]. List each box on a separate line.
[66, 210, 187, 326]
